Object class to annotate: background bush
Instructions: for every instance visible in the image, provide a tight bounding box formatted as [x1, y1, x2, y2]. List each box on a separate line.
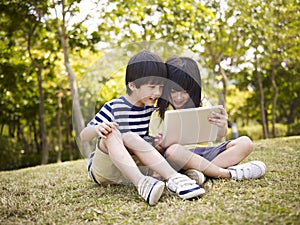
[227, 123, 289, 140]
[287, 122, 300, 136]
[0, 136, 24, 170]
[0, 135, 81, 171]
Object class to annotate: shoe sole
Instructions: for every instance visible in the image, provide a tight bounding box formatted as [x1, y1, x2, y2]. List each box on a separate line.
[148, 181, 165, 206]
[178, 187, 206, 200]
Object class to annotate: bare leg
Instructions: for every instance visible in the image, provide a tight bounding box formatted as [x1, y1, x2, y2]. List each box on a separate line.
[122, 132, 177, 179]
[165, 144, 231, 178]
[211, 136, 253, 168]
[123, 132, 207, 201]
[100, 129, 144, 186]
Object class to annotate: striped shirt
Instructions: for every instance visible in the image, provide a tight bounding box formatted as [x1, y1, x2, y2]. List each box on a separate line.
[88, 96, 154, 138]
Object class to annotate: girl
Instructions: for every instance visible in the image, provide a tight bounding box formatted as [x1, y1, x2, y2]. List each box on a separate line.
[149, 56, 266, 184]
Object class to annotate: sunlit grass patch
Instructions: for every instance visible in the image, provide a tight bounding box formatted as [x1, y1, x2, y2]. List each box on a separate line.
[1, 136, 299, 225]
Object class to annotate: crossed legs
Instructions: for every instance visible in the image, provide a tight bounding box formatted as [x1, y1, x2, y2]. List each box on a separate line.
[211, 136, 253, 168]
[100, 130, 178, 186]
[164, 136, 254, 179]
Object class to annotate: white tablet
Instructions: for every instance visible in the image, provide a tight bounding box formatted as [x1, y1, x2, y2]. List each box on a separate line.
[160, 105, 223, 148]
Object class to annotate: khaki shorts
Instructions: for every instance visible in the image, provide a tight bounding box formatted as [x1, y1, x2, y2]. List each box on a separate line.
[89, 146, 152, 185]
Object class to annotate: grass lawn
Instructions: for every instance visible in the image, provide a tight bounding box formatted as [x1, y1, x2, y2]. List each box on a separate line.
[1, 136, 299, 225]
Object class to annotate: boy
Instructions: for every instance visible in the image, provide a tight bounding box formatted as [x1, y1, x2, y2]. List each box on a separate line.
[80, 50, 205, 206]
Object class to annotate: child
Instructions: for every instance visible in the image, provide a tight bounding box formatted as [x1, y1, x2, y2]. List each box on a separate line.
[149, 56, 266, 184]
[80, 51, 205, 206]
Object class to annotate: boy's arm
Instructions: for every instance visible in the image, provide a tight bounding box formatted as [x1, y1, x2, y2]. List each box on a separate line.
[80, 121, 119, 141]
[80, 126, 98, 141]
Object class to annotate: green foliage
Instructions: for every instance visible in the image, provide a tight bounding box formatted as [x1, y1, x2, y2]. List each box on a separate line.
[270, 124, 288, 138]
[0, 133, 82, 171]
[239, 125, 261, 140]
[1, 0, 299, 168]
[0, 136, 23, 170]
[228, 0, 300, 127]
[234, 123, 288, 140]
[97, 0, 214, 47]
[0, 133, 43, 171]
[96, 0, 300, 133]
[287, 122, 300, 136]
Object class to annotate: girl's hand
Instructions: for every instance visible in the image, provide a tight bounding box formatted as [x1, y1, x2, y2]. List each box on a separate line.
[95, 121, 118, 139]
[208, 107, 228, 128]
[154, 133, 164, 154]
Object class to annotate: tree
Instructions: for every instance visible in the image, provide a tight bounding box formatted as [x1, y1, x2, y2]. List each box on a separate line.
[48, 0, 104, 158]
[0, 0, 56, 163]
[231, 0, 300, 138]
[93, 0, 300, 137]
[95, 0, 245, 107]
[0, 0, 97, 168]
[26, 1, 52, 164]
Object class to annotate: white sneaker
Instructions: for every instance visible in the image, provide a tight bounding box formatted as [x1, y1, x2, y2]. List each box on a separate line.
[185, 169, 206, 185]
[137, 176, 165, 206]
[228, 161, 267, 181]
[166, 173, 205, 200]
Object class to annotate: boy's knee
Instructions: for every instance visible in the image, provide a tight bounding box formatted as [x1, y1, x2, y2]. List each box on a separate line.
[110, 128, 122, 137]
[102, 129, 122, 145]
[122, 131, 140, 144]
[123, 131, 139, 139]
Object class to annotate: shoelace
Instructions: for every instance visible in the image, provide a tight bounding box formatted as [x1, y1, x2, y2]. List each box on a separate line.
[237, 166, 252, 179]
[138, 177, 151, 198]
[171, 174, 196, 187]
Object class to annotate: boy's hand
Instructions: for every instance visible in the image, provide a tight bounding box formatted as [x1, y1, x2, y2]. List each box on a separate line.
[95, 121, 118, 139]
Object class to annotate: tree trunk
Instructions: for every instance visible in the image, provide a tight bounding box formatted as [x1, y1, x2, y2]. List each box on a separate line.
[27, 25, 48, 164]
[58, 1, 91, 158]
[37, 67, 49, 164]
[32, 120, 40, 153]
[219, 65, 228, 108]
[270, 69, 278, 137]
[67, 120, 74, 161]
[255, 56, 269, 139]
[56, 88, 63, 163]
[206, 43, 229, 108]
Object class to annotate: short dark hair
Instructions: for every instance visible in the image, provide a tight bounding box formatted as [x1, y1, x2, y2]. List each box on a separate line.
[158, 56, 202, 119]
[126, 50, 167, 95]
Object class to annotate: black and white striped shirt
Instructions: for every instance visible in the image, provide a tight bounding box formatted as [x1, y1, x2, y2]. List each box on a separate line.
[88, 96, 154, 138]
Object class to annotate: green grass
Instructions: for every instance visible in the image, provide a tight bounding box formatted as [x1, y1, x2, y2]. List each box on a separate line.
[1, 136, 299, 225]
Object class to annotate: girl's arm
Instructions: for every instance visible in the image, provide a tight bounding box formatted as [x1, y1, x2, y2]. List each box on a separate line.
[208, 107, 228, 138]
